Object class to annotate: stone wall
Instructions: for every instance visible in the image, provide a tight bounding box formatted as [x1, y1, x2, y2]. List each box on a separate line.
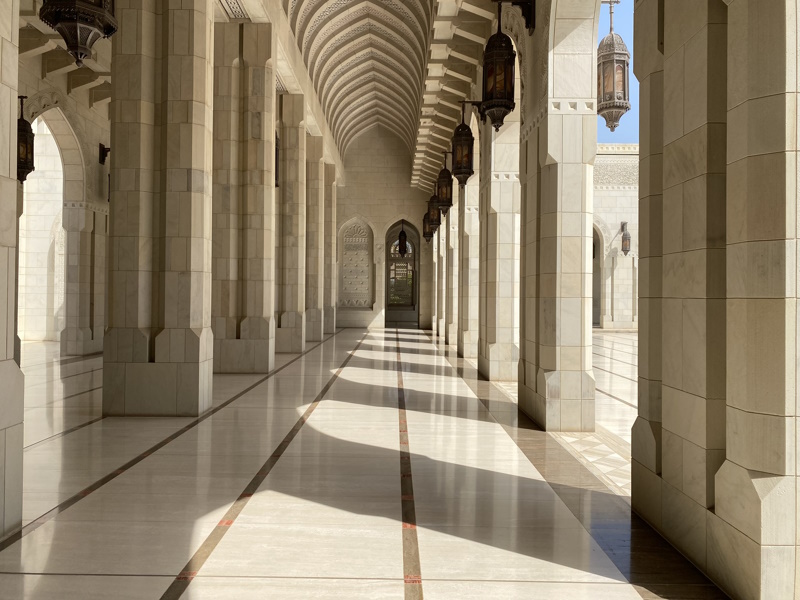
[336, 126, 433, 329]
[593, 144, 639, 329]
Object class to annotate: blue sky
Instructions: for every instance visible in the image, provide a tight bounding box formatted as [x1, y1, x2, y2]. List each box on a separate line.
[597, 0, 638, 143]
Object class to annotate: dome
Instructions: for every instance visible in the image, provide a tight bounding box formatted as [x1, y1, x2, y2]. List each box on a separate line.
[598, 32, 629, 57]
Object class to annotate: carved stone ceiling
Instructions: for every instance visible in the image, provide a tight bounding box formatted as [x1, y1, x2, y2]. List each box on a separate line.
[284, 0, 496, 189]
[286, 0, 431, 156]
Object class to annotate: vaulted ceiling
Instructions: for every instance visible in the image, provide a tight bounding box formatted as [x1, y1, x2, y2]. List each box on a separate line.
[284, 0, 495, 190]
[285, 0, 432, 158]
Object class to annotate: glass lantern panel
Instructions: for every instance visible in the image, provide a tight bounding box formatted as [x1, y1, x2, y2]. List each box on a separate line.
[495, 60, 505, 98]
[485, 62, 495, 99]
[615, 64, 625, 98]
[603, 62, 613, 98]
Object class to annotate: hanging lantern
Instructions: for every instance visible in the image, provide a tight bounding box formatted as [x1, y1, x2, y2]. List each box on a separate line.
[39, 0, 119, 67]
[427, 192, 441, 231]
[481, 2, 516, 131]
[452, 102, 475, 187]
[621, 221, 631, 256]
[423, 213, 433, 243]
[597, 0, 631, 131]
[398, 220, 408, 257]
[17, 96, 35, 184]
[436, 152, 453, 216]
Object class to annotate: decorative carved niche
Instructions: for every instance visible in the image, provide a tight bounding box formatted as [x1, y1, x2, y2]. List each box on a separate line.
[338, 221, 374, 308]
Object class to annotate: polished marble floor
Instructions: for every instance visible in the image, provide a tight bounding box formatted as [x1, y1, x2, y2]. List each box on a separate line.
[0, 330, 726, 599]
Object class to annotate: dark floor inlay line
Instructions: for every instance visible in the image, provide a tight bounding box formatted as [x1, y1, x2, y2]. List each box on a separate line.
[0, 332, 342, 553]
[426, 334, 728, 600]
[593, 364, 638, 384]
[158, 333, 367, 600]
[596, 387, 638, 410]
[24, 416, 106, 450]
[395, 329, 424, 600]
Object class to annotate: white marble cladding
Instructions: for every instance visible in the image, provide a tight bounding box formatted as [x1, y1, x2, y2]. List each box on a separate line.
[103, 0, 215, 417]
[335, 126, 432, 329]
[18, 118, 65, 343]
[1, 0, 23, 543]
[593, 145, 639, 330]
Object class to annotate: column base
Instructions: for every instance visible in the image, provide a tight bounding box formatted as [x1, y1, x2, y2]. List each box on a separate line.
[437, 318, 446, 338]
[517, 367, 594, 431]
[276, 311, 306, 353]
[61, 326, 102, 357]
[305, 308, 324, 342]
[446, 322, 458, 346]
[477, 342, 519, 381]
[214, 338, 275, 373]
[457, 330, 478, 359]
[0, 358, 24, 538]
[323, 306, 336, 334]
[213, 316, 276, 373]
[102, 327, 214, 417]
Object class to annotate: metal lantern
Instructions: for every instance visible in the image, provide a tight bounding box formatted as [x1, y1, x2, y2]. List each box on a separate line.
[481, 2, 516, 131]
[17, 96, 35, 184]
[398, 220, 408, 257]
[423, 213, 433, 243]
[452, 102, 475, 187]
[39, 0, 119, 67]
[597, 0, 631, 131]
[436, 152, 454, 216]
[427, 193, 441, 231]
[621, 221, 631, 256]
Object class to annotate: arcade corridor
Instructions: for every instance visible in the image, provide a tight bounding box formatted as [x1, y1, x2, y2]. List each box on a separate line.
[0, 330, 723, 599]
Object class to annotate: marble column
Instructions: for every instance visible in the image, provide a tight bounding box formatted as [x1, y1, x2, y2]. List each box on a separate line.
[276, 94, 306, 352]
[657, 0, 727, 569]
[445, 198, 459, 346]
[62, 206, 102, 356]
[631, 0, 665, 521]
[0, 0, 24, 539]
[709, 0, 798, 596]
[305, 135, 324, 342]
[431, 233, 438, 333]
[478, 117, 520, 382]
[211, 22, 276, 374]
[458, 180, 479, 359]
[518, 107, 594, 426]
[323, 163, 337, 333]
[436, 218, 446, 337]
[104, 0, 215, 416]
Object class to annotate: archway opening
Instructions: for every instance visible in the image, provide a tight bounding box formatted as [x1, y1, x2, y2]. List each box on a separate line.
[386, 221, 420, 328]
[18, 116, 66, 343]
[592, 227, 602, 327]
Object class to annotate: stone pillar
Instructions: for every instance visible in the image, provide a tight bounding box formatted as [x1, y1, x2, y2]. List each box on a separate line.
[211, 22, 276, 374]
[631, 0, 665, 522]
[458, 180, 479, 358]
[431, 232, 438, 333]
[305, 135, 324, 342]
[62, 206, 100, 355]
[654, 0, 727, 570]
[276, 94, 306, 352]
[518, 105, 593, 424]
[708, 1, 799, 597]
[104, 0, 215, 416]
[445, 198, 459, 345]
[478, 116, 520, 382]
[0, 0, 24, 539]
[436, 218, 446, 337]
[323, 163, 337, 333]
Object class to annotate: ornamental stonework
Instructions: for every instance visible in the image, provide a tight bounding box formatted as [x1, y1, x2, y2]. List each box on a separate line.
[594, 155, 639, 189]
[339, 224, 373, 308]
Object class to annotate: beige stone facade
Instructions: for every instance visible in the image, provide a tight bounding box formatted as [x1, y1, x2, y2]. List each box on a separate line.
[0, 0, 797, 597]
